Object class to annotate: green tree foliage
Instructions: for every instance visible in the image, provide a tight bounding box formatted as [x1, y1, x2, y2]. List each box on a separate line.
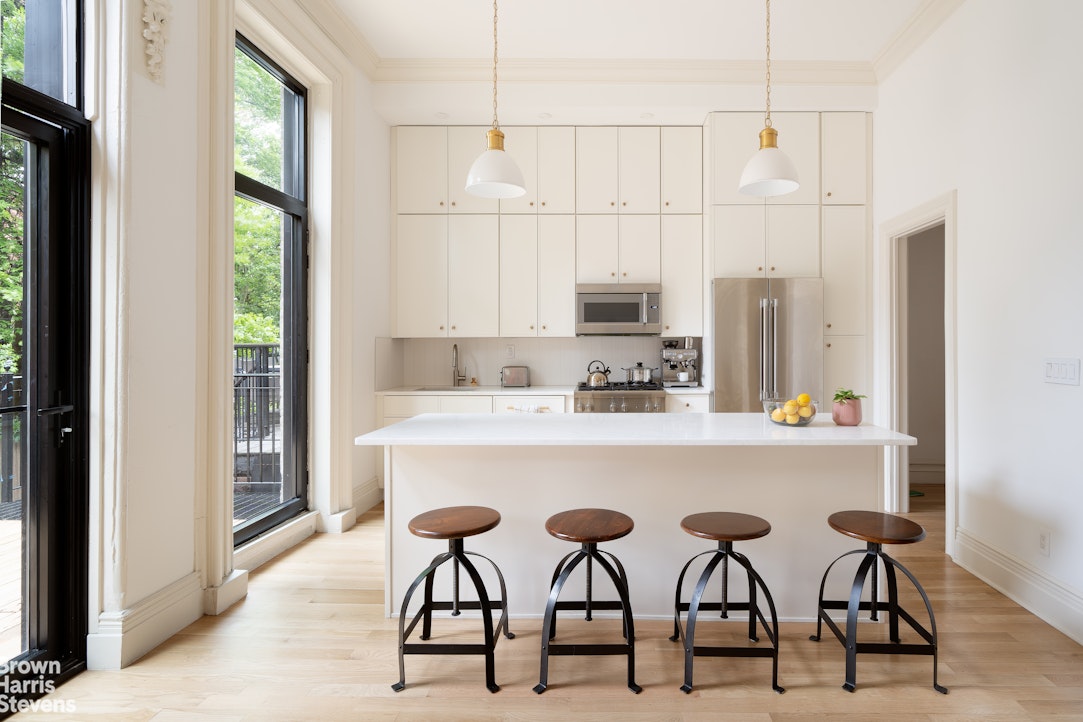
[1, 1, 28, 372]
[233, 46, 286, 345]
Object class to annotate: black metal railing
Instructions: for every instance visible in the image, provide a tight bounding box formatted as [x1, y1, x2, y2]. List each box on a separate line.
[0, 372, 25, 507]
[233, 344, 282, 493]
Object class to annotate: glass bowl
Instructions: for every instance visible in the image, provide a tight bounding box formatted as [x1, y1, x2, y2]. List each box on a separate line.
[763, 398, 817, 426]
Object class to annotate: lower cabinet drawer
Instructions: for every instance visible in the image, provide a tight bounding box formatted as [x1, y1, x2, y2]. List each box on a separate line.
[495, 396, 566, 414]
[439, 395, 494, 413]
[666, 394, 709, 413]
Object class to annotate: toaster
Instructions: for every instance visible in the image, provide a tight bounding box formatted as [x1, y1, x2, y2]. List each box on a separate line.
[500, 366, 530, 387]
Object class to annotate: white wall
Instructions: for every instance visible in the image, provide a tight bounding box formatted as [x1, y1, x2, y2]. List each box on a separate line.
[874, 0, 1083, 640]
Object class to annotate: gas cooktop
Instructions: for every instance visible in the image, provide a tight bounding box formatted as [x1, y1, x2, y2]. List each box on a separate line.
[575, 381, 663, 392]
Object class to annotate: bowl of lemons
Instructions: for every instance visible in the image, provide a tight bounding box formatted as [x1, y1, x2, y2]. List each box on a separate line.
[764, 393, 817, 426]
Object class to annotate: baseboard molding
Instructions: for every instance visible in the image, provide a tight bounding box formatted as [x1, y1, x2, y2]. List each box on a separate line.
[954, 528, 1083, 644]
[354, 475, 383, 514]
[909, 462, 945, 484]
[203, 568, 249, 615]
[87, 572, 204, 669]
[233, 510, 319, 572]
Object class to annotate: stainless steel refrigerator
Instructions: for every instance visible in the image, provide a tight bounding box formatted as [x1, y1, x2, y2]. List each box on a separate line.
[712, 277, 823, 412]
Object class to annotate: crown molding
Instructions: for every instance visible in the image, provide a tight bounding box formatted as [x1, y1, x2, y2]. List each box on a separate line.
[291, 0, 381, 77]
[369, 58, 877, 86]
[873, 0, 967, 82]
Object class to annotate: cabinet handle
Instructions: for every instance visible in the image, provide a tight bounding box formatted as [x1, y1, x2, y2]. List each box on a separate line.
[451, 201, 456, 207]
[826, 342, 832, 348]
[611, 272, 616, 277]
[622, 201, 627, 206]
[622, 271, 627, 277]
[439, 201, 445, 206]
[826, 191, 833, 198]
[826, 323, 832, 329]
[769, 266, 776, 271]
[757, 266, 764, 271]
[665, 201, 670, 207]
[541, 201, 547, 207]
[439, 325, 445, 330]
[685, 403, 690, 408]
[529, 325, 534, 330]
[665, 325, 671, 330]
[541, 324, 547, 330]
[529, 201, 535, 206]
[610, 201, 616, 207]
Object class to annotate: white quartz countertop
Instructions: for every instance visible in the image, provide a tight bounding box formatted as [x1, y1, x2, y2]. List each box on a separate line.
[354, 412, 916, 447]
[378, 385, 573, 395]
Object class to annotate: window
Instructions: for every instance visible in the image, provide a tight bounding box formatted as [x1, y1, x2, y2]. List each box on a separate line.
[232, 34, 308, 546]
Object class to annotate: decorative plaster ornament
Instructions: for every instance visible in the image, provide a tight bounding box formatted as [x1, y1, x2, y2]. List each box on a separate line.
[143, 0, 171, 82]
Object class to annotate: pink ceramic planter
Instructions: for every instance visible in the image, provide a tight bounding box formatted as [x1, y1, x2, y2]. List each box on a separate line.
[832, 399, 863, 426]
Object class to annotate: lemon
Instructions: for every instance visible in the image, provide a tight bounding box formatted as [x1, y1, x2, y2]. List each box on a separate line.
[785, 414, 800, 425]
[770, 408, 786, 422]
[797, 392, 811, 406]
[783, 400, 799, 415]
[798, 405, 813, 418]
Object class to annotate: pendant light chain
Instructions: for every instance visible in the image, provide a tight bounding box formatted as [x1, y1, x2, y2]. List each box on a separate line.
[491, 0, 500, 131]
[764, 0, 772, 128]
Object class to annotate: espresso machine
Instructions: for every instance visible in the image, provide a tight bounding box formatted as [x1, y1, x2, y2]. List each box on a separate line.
[661, 338, 699, 387]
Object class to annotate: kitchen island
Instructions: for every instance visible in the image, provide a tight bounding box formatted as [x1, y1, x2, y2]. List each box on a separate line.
[354, 413, 916, 621]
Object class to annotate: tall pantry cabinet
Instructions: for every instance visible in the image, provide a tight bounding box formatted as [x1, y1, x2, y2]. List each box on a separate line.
[709, 112, 871, 408]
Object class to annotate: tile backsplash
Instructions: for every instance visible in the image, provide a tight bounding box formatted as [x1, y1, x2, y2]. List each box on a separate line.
[379, 336, 701, 388]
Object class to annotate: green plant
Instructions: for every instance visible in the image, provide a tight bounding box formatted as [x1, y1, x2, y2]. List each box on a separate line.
[833, 387, 866, 404]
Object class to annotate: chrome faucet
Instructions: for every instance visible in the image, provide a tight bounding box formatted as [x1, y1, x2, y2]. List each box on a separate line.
[452, 343, 466, 387]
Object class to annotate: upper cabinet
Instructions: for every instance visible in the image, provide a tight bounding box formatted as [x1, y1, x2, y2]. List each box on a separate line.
[500, 126, 577, 215]
[710, 112, 821, 206]
[499, 214, 576, 337]
[393, 126, 501, 214]
[576, 127, 661, 214]
[821, 113, 869, 205]
[576, 215, 661, 284]
[712, 205, 820, 279]
[661, 127, 703, 214]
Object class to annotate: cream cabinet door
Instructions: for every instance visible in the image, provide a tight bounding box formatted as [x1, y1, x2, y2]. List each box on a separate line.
[447, 126, 501, 214]
[661, 215, 703, 336]
[394, 215, 448, 337]
[498, 126, 539, 215]
[824, 335, 868, 411]
[537, 215, 576, 336]
[576, 127, 619, 213]
[662, 127, 702, 213]
[618, 215, 661, 283]
[710, 112, 820, 206]
[448, 215, 499, 337]
[821, 112, 868, 205]
[537, 127, 576, 214]
[618, 127, 660, 213]
[666, 394, 709, 413]
[394, 127, 447, 214]
[499, 215, 539, 336]
[766, 205, 820, 277]
[822, 206, 867, 335]
[712, 204, 766, 278]
[576, 215, 619, 282]
[495, 396, 566, 414]
[439, 395, 494, 413]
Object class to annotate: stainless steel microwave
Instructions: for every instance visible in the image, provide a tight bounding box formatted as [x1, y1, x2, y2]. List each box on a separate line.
[575, 284, 662, 335]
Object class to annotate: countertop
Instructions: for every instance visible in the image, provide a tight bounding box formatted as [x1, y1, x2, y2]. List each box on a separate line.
[377, 385, 709, 395]
[354, 412, 916, 447]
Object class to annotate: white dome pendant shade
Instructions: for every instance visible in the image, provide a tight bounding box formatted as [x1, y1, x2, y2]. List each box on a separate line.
[738, 126, 799, 197]
[738, 0, 800, 198]
[464, 0, 526, 200]
[465, 128, 526, 199]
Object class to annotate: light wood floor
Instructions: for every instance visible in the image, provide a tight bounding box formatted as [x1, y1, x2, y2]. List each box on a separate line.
[35, 485, 1083, 720]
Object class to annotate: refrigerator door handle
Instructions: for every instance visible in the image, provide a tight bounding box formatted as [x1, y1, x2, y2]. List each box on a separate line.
[770, 298, 779, 399]
[759, 298, 769, 400]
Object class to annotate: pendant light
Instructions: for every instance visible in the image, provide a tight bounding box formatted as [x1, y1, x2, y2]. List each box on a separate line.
[465, 0, 526, 199]
[739, 0, 799, 197]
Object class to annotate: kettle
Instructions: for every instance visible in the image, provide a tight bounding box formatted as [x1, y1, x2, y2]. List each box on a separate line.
[586, 360, 611, 387]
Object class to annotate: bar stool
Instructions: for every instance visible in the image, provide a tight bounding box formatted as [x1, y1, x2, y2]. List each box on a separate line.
[533, 508, 640, 694]
[809, 510, 948, 694]
[392, 506, 513, 693]
[669, 512, 784, 694]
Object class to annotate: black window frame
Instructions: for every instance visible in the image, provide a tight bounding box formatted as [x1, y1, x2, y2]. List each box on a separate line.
[232, 33, 309, 546]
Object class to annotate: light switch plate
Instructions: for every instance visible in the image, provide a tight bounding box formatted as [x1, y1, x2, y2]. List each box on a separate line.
[1043, 358, 1080, 385]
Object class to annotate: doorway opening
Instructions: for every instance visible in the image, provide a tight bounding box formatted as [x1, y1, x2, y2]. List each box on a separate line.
[879, 191, 958, 556]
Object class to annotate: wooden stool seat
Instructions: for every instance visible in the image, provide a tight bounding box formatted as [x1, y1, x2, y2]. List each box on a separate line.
[681, 512, 771, 542]
[545, 508, 633, 544]
[408, 505, 501, 540]
[827, 510, 926, 545]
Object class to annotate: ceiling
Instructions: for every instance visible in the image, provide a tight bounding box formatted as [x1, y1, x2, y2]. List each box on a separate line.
[314, 0, 962, 125]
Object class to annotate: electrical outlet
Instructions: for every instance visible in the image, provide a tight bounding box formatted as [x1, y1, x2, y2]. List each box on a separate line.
[1039, 530, 1052, 557]
[504, 344, 515, 359]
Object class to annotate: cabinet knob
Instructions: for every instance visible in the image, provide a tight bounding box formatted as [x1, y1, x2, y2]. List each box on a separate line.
[665, 325, 671, 330]
[439, 325, 445, 330]
[541, 325, 547, 330]
[826, 323, 832, 329]
[826, 342, 832, 348]
[769, 266, 776, 271]
[622, 271, 627, 277]
[439, 201, 445, 206]
[611, 272, 616, 277]
[757, 266, 764, 271]
[541, 201, 547, 207]
[685, 403, 691, 408]
[610, 201, 616, 207]
[451, 201, 456, 207]
[622, 201, 627, 206]
[529, 201, 535, 207]
[826, 191, 833, 198]
[665, 201, 670, 206]
[451, 325, 457, 330]
[529, 325, 534, 330]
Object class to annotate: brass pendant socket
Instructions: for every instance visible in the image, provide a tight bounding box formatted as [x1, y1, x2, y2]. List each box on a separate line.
[486, 128, 506, 151]
[758, 126, 779, 150]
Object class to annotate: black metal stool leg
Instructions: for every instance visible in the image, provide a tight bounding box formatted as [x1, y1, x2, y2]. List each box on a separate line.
[680, 549, 725, 693]
[453, 548, 500, 693]
[843, 551, 878, 692]
[392, 550, 453, 692]
[465, 550, 515, 640]
[590, 549, 641, 694]
[809, 548, 866, 642]
[534, 550, 587, 694]
[670, 550, 713, 643]
[883, 555, 949, 694]
[881, 549, 901, 643]
[730, 550, 785, 694]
